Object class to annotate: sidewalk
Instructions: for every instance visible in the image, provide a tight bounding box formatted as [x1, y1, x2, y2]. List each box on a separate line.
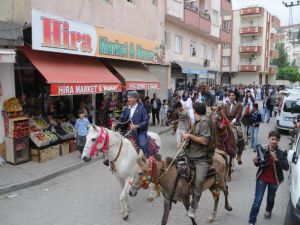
[0, 125, 171, 195]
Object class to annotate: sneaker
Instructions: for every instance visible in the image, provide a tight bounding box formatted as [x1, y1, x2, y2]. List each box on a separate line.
[264, 211, 271, 219]
[187, 207, 196, 218]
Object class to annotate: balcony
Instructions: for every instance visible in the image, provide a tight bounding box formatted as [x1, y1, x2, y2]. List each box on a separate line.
[240, 46, 262, 54]
[240, 26, 263, 35]
[269, 66, 278, 75]
[221, 0, 232, 15]
[183, 6, 211, 34]
[239, 65, 261, 72]
[165, 0, 184, 20]
[272, 15, 280, 29]
[240, 7, 264, 16]
[270, 49, 279, 58]
[271, 33, 279, 42]
[220, 30, 232, 43]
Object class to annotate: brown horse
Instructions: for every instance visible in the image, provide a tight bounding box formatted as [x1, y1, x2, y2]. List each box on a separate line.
[128, 154, 232, 225]
[211, 106, 245, 181]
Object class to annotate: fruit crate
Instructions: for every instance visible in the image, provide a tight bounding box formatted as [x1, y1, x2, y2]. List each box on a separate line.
[30, 131, 50, 148]
[60, 142, 70, 156]
[8, 128, 30, 138]
[32, 116, 49, 130]
[30, 144, 60, 163]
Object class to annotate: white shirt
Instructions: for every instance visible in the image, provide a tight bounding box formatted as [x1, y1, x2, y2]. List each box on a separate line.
[129, 103, 138, 119]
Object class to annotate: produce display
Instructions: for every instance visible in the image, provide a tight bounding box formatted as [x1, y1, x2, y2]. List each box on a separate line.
[30, 131, 50, 147]
[53, 126, 69, 139]
[44, 130, 59, 143]
[61, 122, 75, 135]
[29, 124, 41, 133]
[3, 98, 22, 112]
[33, 117, 49, 130]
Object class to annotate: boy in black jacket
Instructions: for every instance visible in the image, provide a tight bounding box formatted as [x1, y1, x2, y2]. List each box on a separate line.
[248, 131, 289, 225]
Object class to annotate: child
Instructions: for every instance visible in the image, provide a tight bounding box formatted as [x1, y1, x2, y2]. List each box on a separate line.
[159, 99, 169, 127]
[75, 110, 91, 157]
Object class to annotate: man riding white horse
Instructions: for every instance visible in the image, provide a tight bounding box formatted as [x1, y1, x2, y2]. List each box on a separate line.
[113, 91, 152, 157]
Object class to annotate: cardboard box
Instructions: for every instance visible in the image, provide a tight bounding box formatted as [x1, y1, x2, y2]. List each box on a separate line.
[31, 148, 52, 163]
[60, 142, 69, 156]
[50, 145, 60, 159]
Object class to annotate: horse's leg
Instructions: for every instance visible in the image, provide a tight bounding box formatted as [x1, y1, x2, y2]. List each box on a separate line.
[182, 199, 197, 225]
[207, 188, 219, 223]
[161, 198, 172, 225]
[222, 184, 232, 211]
[227, 157, 232, 182]
[118, 178, 129, 220]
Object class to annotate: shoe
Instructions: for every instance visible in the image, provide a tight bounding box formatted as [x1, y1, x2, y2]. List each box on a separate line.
[187, 207, 196, 218]
[264, 211, 271, 219]
[249, 223, 254, 225]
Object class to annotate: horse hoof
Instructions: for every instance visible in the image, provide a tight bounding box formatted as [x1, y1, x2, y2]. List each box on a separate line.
[123, 214, 129, 221]
[148, 197, 154, 202]
[207, 216, 215, 223]
[238, 160, 242, 165]
[225, 206, 233, 211]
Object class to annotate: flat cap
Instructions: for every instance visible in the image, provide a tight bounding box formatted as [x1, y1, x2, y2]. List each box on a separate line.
[127, 91, 139, 98]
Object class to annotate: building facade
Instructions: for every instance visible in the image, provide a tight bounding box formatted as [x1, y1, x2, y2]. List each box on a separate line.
[229, 2, 280, 85]
[165, 0, 232, 91]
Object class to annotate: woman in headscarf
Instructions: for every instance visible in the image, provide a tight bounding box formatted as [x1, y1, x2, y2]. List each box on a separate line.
[180, 90, 195, 124]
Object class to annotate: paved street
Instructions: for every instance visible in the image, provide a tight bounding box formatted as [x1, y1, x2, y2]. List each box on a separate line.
[0, 118, 291, 225]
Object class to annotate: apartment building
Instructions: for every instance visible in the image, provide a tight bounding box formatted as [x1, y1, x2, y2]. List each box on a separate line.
[165, 0, 232, 90]
[229, 1, 280, 85]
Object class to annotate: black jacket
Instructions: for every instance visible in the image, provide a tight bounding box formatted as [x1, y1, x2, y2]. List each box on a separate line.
[255, 145, 289, 185]
[150, 98, 162, 110]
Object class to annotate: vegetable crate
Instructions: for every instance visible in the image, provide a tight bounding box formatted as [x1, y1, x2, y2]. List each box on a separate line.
[30, 144, 60, 163]
[60, 142, 69, 156]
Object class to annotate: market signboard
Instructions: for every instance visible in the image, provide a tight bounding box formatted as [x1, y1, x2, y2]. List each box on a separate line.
[32, 9, 165, 64]
[126, 82, 160, 90]
[50, 83, 122, 96]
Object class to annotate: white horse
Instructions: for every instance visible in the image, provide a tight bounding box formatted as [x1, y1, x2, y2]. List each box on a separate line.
[81, 125, 161, 220]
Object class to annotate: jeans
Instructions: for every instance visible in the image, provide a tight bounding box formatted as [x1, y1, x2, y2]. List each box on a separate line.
[249, 126, 259, 149]
[262, 108, 270, 123]
[138, 133, 151, 157]
[248, 179, 278, 224]
[152, 109, 160, 125]
[77, 135, 87, 154]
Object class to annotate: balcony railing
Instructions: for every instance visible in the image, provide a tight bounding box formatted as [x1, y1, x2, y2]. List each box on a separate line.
[221, 0, 232, 14]
[184, 7, 211, 34]
[272, 15, 280, 28]
[199, 11, 211, 21]
[270, 49, 279, 58]
[240, 26, 263, 35]
[240, 7, 264, 16]
[240, 46, 262, 54]
[269, 66, 278, 75]
[239, 65, 261, 72]
[184, 1, 198, 13]
[220, 30, 232, 43]
[240, 41, 262, 46]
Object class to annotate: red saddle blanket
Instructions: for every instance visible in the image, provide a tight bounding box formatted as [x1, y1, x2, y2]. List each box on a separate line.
[126, 134, 159, 156]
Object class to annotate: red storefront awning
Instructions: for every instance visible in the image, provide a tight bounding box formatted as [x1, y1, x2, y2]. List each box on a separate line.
[20, 45, 122, 96]
[108, 60, 160, 90]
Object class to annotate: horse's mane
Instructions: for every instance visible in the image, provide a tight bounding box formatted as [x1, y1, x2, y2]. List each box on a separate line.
[165, 157, 174, 167]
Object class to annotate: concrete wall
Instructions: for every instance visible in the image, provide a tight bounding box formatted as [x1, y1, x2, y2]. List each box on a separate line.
[147, 65, 169, 100]
[231, 72, 265, 85]
[0, 64, 15, 144]
[12, 0, 165, 43]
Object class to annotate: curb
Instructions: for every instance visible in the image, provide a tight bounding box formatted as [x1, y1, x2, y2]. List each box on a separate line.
[0, 128, 171, 195]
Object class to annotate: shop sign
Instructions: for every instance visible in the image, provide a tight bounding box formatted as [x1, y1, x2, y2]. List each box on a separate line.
[126, 82, 160, 90]
[50, 83, 122, 96]
[32, 9, 165, 64]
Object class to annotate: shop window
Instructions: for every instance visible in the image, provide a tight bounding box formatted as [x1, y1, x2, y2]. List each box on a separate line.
[212, 10, 219, 26]
[175, 35, 182, 54]
[190, 41, 197, 57]
[211, 48, 215, 61]
[222, 56, 230, 66]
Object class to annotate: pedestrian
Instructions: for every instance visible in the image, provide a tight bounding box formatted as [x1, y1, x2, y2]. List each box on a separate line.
[244, 90, 255, 110]
[181, 90, 195, 124]
[75, 110, 91, 157]
[249, 103, 262, 151]
[159, 99, 169, 126]
[262, 93, 272, 123]
[173, 102, 191, 148]
[143, 96, 152, 118]
[248, 131, 289, 225]
[150, 93, 161, 126]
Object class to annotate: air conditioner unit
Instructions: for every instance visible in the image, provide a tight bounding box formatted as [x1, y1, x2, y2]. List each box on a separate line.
[252, 35, 256, 39]
[204, 59, 210, 67]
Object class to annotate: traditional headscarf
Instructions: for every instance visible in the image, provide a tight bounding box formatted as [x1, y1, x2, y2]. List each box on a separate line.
[181, 91, 189, 101]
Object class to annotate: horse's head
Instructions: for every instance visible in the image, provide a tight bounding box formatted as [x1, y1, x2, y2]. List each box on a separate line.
[128, 154, 164, 197]
[211, 105, 230, 131]
[81, 125, 109, 162]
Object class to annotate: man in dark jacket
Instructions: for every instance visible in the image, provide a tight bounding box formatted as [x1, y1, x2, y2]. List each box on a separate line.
[150, 93, 161, 126]
[116, 91, 151, 157]
[248, 131, 289, 225]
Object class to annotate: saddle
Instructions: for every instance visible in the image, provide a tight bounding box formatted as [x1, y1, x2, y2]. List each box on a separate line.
[126, 133, 159, 156]
[176, 156, 217, 181]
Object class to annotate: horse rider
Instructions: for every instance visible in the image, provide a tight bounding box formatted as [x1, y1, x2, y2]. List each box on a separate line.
[113, 91, 152, 157]
[182, 102, 212, 219]
[224, 90, 243, 124]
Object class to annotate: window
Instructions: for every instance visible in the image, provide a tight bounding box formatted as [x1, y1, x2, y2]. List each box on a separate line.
[201, 44, 207, 58]
[152, 0, 157, 6]
[222, 20, 231, 32]
[190, 41, 197, 57]
[211, 48, 215, 61]
[126, 0, 135, 3]
[212, 10, 219, 26]
[223, 43, 231, 48]
[222, 56, 230, 66]
[164, 31, 171, 49]
[175, 35, 182, 54]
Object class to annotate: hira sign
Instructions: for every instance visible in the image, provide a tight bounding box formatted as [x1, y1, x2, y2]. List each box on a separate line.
[50, 83, 122, 96]
[32, 10, 165, 64]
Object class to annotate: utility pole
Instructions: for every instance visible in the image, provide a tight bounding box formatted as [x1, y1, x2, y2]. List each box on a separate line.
[282, 1, 300, 44]
[282, 1, 300, 7]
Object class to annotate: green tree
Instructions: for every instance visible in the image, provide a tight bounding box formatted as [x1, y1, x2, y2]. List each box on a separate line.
[272, 43, 289, 67]
[278, 66, 299, 82]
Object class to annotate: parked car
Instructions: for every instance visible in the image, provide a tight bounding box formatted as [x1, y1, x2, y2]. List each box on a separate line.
[276, 95, 300, 131]
[284, 134, 300, 225]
